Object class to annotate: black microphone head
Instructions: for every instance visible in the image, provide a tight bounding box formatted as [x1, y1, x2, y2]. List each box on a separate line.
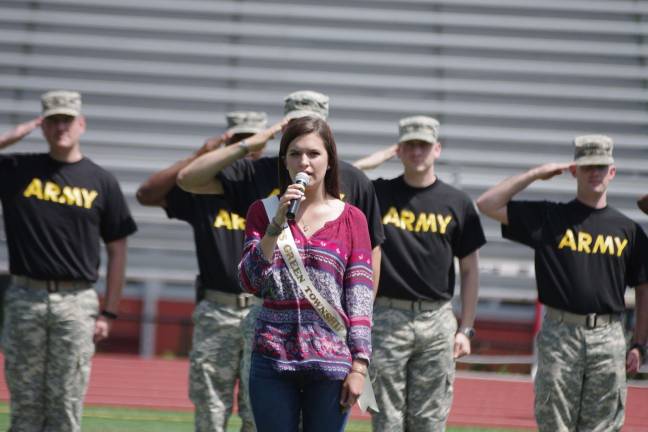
[295, 171, 310, 186]
[287, 172, 310, 220]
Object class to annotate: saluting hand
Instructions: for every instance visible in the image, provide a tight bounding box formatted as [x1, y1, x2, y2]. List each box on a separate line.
[532, 162, 573, 181]
[0, 116, 43, 148]
[245, 118, 288, 154]
[637, 194, 648, 215]
[196, 130, 233, 156]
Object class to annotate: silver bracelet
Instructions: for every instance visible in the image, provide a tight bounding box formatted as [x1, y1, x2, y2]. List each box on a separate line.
[349, 367, 367, 377]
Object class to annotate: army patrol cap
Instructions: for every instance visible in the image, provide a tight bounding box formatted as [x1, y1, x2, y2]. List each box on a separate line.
[398, 116, 440, 145]
[573, 134, 614, 166]
[226, 111, 268, 135]
[41, 90, 82, 118]
[284, 90, 329, 120]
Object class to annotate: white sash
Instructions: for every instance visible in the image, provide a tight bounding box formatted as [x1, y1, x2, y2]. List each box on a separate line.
[262, 197, 378, 412]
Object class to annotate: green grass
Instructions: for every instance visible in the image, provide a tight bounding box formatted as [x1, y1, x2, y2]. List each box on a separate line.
[0, 403, 528, 431]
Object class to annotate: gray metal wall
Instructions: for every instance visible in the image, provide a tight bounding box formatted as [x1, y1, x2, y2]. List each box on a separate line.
[1, 0, 647, 318]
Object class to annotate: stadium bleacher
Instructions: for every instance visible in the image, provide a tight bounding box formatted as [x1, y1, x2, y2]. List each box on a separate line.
[0, 0, 646, 356]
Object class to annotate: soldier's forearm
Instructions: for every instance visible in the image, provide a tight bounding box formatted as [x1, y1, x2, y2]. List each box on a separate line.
[353, 145, 397, 172]
[177, 143, 246, 191]
[476, 168, 539, 223]
[0, 117, 42, 149]
[459, 253, 479, 328]
[371, 246, 381, 299]
[136, 156, 194, 206]
[104, 239, 127, 314]
[632, 283, 648, 345]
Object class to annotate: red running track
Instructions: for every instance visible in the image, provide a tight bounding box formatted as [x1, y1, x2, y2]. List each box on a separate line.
[0, 354, 646, 430]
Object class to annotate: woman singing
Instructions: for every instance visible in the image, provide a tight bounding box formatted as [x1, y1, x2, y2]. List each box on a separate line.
[238, 116, 373, 432]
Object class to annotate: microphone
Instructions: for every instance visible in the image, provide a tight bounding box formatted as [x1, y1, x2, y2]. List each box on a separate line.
[286, 172, 310, 220]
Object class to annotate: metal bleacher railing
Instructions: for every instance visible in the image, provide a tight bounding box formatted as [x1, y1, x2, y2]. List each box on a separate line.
[0, 0, 646, 361]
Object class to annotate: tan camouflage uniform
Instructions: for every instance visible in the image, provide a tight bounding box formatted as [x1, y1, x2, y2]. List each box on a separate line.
[3, 280, 98, 432]
[180, 110, 268, 432]
[189, 299, 257, 432]
[239, 304, 259, 427]
[534, 315, 626, 432]
[371, 302, 457, 432]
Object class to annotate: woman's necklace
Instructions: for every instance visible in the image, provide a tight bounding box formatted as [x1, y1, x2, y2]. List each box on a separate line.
[298, 198, 332, 234]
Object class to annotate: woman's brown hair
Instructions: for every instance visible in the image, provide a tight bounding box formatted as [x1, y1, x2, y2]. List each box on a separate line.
[278, 116, 340, 199]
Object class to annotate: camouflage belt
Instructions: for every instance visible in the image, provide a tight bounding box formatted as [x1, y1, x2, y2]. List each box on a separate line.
[375, 296, 447, 312]
[204, 290, 261, 309]
[545, 306, 621, 330]
[13, 275, 92, 293]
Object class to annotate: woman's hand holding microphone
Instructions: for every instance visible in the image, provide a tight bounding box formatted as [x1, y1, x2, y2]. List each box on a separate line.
[264, 175, 308, 240]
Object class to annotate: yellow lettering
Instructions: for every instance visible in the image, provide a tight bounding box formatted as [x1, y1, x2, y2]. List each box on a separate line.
[382, 207, 401, 227]
[232, 213, 246, 231]
[592, 235, 614, 255]
[43, 181, 61, 202]
[23, 178, 43, 199]
[81, 189, 98, 209]
[415, 213, 437, 233]
[60, 186, 82, 206]
[213, 209, 233, 230]
[614, 237, 628, 257]
[577, 231, 592, 254]
[557, 230, 630, 258]
[558, 229, 577, 251]
[401, 210, 415, 231]
[437, 214, 453, 234]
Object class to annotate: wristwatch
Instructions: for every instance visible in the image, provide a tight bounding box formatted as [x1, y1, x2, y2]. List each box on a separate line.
[101, 309, 118, 320]
[458, 326, 476, 340]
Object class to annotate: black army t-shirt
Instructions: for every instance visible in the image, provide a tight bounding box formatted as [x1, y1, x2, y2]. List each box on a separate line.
[0, 153, 137, 282]
[165, 186, 244, 294]
[218, 157, 385, 248]
[374, 176, 486, 301]
[503, 199, 648, 314]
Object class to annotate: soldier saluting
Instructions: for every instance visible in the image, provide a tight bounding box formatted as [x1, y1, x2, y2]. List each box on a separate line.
[477, 135, 648, 431]
[0, 91, 137, 431]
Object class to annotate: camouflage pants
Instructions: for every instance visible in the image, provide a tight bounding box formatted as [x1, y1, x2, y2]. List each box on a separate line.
[535, 315, 626, 432]
[370, 301, 457, 432]
[2, 281, 98, 432]
[189, 299, 257, 432]
[239, 304, 260, 428]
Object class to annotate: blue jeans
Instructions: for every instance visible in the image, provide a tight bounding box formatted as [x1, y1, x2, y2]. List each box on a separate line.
[249, 353, 349, 432]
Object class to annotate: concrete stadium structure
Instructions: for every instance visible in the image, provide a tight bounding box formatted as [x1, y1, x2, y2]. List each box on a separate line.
[0, 0, 646, 357]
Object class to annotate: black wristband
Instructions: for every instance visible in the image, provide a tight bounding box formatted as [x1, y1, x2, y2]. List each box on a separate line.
[101, 309, 118, 320]
[630, 342, 646, 361]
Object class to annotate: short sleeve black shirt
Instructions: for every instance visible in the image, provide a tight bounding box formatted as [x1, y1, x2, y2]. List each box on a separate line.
[219, 157, 385, 248]
[0, 153, 137, 282]
[374, 176, 486, 301]
[503, 199, 648, 314]
[165, 185, 245, 294]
